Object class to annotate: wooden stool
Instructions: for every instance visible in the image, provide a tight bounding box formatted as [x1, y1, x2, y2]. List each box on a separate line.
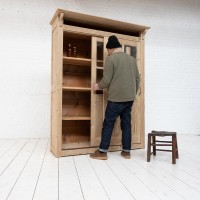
[147, 131, 179, 164]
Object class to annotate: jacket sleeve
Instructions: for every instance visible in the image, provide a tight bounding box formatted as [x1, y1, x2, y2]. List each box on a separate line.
[135, 63, 141, 93]
[98, 57, 114, 89]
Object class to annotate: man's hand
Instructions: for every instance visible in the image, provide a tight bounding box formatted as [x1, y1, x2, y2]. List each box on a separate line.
[93, 83, 99, 91]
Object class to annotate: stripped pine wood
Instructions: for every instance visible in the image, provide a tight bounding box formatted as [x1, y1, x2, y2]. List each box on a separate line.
[0, 135, 200, 200]
[50, 9, 148, 157]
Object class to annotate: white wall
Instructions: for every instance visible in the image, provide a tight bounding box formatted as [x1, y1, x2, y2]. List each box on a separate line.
[0, 0, 200, 138]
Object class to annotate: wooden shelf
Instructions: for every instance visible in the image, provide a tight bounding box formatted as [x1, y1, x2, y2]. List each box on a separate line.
[62, 86, 91, 91]
[63, 57, 91, 66]
[62, 117, 91, 120]
[62, 91, 91, 119]
[62, 120, 90, 149]
[62, 142, 90, 149]
[96, 67, 103, 70]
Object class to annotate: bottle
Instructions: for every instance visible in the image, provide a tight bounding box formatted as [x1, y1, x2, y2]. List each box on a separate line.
[67, 44, 72, 57]
[73, 46, 77, 57]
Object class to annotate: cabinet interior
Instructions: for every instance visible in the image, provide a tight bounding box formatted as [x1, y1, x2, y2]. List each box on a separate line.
[63, 32, 91, 59]
[62, 90, 91, 118]
[62, 120, 90, 149]
[63, 64, 91, 88]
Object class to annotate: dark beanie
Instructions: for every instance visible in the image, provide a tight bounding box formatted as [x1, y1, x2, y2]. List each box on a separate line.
[106, 35, 121, 49]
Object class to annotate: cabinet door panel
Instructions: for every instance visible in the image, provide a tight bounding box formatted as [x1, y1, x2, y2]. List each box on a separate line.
[91, 37, 104, 146]
[119, 39, 142, 144]
[91, 37, 143, 147]
[104, 38, 142, 146]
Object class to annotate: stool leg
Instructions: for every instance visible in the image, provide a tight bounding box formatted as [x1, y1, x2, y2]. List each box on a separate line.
[147, 134, 151, 162]
[153, 136, 156, 155]
[175, 134, 179, 159]
[172, 135, 176, 164]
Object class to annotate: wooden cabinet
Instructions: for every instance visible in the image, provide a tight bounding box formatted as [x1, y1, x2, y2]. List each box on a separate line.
[50, 9, 149, 157]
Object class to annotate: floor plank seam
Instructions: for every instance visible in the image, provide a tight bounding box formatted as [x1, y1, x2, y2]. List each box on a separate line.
[110, 153, 162, 200]
[133, 157, 190, 199]
[32, 139, 49, 200]
[58, 158, 59, 200]
[0, 139, 29, 177]
[5, 139, 39, 200]
[1, 135, 200, 200]
[73, 156, 85, 200]
[87, 156, 111, 200]
[0, 141, 16, 158]
[105, 158, 136, 200]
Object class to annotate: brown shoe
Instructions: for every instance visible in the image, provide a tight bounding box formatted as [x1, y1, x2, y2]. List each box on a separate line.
[90, 150, 107, 160]
[121, 151, 131, 159]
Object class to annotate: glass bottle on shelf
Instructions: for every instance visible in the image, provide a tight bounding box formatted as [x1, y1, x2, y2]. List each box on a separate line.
[67, 44, 72, 57]
[73, 46, 77, 57]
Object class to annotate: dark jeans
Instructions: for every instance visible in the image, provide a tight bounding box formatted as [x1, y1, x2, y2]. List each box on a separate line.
[99, 101, 134, 152]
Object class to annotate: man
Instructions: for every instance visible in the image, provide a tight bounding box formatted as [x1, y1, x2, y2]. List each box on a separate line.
[90, 35, 140, 160]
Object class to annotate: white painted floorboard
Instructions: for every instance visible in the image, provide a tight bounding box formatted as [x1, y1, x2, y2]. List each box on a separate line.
[89, 156, 134, 200]
[33, 141, 58, 200]
[59, 156, 83, 200]
[6, 139, 48, 200]
[0, 135, 200, 200]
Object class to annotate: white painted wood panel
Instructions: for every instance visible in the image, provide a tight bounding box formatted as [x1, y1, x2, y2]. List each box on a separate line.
[0, 135, 200, 199]
[132, 150, 200, 200]
[115, 153, 185, 200]
[89, 156, 135, 200]
[73, 155, 109, 200]
[33, 141, 58, 200]
[106, 153, 160, 200]
[0, 140, 16, 157]
[0, 139, 27, 175]
[0, 139, 38, 200]
[6, 139, 48, 200]
[59, 156, 84, 200]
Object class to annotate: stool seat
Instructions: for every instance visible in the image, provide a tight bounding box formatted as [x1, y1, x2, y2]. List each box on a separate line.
[147, 130, 179, 164]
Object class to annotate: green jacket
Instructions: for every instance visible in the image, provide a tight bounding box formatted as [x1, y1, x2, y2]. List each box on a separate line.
[98, 50, 140, 102]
